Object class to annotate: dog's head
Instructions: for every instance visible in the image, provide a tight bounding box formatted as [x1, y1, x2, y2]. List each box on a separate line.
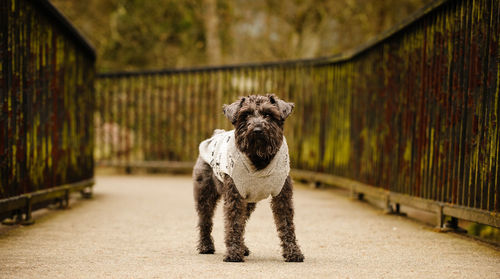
[223, 94, 294, 167]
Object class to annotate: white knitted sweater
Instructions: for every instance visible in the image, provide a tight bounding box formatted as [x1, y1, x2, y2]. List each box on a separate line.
[199, 129, 290, 202]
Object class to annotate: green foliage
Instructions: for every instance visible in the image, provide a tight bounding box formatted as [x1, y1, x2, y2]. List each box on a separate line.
[51, 0, 431, 71]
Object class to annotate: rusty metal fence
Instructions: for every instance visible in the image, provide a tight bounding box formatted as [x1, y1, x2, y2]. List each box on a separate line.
[96, 0, 499, 227]
[0, 0, 95, 224]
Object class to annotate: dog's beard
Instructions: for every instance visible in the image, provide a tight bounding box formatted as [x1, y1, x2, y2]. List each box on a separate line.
[235, 125, 283, 169]
[246, 132, 279, 157]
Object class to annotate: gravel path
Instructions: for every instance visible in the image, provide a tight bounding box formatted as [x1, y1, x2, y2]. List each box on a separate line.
[1, 175, 499, 278]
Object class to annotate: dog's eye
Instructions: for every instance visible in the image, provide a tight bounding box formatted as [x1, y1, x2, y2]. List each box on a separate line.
[239, 112, 251, 119]
[264, 112, 276, 119]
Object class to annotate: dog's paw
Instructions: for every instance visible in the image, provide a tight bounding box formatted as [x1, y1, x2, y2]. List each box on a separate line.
[198, 247, 215, 254]
[198, 243, 215, 254]
[283, 247, 304, 262]
[243, 245, 250, 256]
[223, 254, 244, 262]
[284, 253, 304, 262]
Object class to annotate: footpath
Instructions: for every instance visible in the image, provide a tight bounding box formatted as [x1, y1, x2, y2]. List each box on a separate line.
[0, 175, 499, 278]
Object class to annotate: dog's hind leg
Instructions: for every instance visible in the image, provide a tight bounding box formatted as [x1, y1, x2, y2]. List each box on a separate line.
[271, 176, 304, 262]
[222, 176, 246, 262]
[193, 159, 220, 254]
[242, 203, 256, 256]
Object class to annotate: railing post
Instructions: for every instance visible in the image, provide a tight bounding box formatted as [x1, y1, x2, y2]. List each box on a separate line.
[436, 204, 444, 230]
[21, 196, 34, 226]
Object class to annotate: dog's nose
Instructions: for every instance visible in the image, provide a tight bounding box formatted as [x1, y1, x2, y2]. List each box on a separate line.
[253, 127, 263, 133]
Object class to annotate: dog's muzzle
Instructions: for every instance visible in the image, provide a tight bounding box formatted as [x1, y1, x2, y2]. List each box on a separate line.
[253, 127, 263, 134]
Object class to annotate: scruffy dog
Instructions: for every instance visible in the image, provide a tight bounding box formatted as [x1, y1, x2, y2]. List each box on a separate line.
[193, 94, 304, 262]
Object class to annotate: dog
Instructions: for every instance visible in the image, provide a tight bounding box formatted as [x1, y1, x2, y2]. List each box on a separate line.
[193, 94, 304, 262]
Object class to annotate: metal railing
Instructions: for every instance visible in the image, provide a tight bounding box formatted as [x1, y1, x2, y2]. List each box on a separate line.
[95, 0, 499, 228]
[0, 0, 95, 224]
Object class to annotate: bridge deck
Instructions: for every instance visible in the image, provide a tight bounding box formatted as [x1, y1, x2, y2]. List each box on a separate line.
[0, 175, 499, 278]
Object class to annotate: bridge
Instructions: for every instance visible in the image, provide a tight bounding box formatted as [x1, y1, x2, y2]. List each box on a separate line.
[1, 0, 499, 277]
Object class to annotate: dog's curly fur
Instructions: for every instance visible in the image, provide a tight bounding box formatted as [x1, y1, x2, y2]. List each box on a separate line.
[193, 94, 304, 262]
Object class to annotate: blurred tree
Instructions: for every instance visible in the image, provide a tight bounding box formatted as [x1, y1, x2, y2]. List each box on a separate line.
[51, 0, 431, 71]
[230, 0, 432, 61]
[202, 0, 222, 64]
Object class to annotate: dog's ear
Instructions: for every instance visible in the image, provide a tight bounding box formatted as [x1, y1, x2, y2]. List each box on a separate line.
[223, 97, 245, 124]
[268, 94, 294, 120]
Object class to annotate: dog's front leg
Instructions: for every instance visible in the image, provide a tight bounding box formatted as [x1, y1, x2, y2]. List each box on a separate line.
[222, 176, 246, 262]
[242, 203, 256, 256]
[271, 176, 304, 262]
